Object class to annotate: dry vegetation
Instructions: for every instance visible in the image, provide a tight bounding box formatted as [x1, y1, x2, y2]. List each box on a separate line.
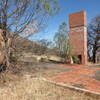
[0, 74, 99, 100]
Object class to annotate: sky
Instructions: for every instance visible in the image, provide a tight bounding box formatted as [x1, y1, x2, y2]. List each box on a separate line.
[32, 0, 100, 41]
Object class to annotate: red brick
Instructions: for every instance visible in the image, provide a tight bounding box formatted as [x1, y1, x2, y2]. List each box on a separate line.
[69, 11, 88, 65]
[69, 11, 87, 28]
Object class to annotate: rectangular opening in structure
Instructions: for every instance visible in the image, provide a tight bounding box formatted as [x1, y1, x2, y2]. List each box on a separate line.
[72, 55, 82, 64]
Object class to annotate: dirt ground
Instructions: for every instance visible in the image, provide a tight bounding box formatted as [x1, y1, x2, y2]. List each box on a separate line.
[0, 62, 100, 93]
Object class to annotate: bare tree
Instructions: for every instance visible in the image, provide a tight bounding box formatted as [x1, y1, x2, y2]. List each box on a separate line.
[54, 22, 68, 53]
[88, 15, 100, 63]
[0, 0, 59, 69]
[54, 22, 72, 62]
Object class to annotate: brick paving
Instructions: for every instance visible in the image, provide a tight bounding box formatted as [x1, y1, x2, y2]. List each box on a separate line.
[50, 64, 100, 93]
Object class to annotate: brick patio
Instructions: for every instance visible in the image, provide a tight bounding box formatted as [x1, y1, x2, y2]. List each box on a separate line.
[50, 64, 100, 93]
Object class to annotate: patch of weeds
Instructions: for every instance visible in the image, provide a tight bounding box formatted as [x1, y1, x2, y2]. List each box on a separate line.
[95, 65, 100, 68]
[93, 70, 100, 81]
[60, 68, 75, 72]
[72, 84, 85, 89]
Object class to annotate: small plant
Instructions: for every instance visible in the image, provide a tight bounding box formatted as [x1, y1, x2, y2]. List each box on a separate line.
[72, 55, 81, 64]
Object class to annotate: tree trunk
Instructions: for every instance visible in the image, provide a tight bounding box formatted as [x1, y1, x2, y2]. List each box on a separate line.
[0, 29, 6, 71]
[0, 29, 12, 71]
[92, 46, 97, 63]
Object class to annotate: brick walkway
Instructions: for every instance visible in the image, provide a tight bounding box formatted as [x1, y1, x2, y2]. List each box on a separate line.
[50, 64, 100, 93]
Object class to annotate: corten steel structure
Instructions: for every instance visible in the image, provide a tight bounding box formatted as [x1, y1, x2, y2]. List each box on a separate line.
[69, 11, 88, 64]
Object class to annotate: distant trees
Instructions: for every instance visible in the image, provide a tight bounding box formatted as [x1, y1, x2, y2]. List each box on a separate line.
[38, 39, 53, 48]
[54, 22, 72, 62]
[37, 39, 53, 54]
[0, 0, 59, 68]
[88, 15, 100, 63]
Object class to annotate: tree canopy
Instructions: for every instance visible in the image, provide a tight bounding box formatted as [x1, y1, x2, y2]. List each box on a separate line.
[88, 15, 100, 63]
[0, 0, 59, 38]
[54, 22, 72, 58]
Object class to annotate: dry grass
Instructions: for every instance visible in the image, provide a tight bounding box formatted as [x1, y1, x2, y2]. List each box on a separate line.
[0, 76, 99, 100]
[0, 63, 99, 100]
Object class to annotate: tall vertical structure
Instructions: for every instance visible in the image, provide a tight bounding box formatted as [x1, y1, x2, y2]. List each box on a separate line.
[69, 11, 88, 64]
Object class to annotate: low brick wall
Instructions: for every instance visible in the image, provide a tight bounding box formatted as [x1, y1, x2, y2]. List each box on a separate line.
[24, 74, 100, 99]
[42, 78, 100, 99]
